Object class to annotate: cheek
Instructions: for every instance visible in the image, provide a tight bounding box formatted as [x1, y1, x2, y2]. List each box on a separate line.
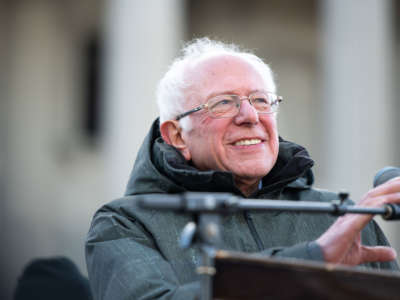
[196, 116, 229, 140]
[262, 116, 279, 150]
[184, 121, 216, 154]
[263, 115, 278, 134]
[191, 120, 229, 160]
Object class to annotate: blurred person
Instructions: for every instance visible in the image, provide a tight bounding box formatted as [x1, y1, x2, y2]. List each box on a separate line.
[14, 257, 92, 300]
[85, 38, 400, 299]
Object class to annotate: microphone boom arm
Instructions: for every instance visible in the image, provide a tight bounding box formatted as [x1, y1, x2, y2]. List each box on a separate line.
[137, 192, 398, 220]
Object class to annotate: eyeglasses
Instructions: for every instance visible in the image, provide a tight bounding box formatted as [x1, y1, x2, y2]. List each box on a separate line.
[175, 91, 283, 120]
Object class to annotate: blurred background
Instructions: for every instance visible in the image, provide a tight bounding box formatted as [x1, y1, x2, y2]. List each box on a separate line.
[1, 0, 399, 298]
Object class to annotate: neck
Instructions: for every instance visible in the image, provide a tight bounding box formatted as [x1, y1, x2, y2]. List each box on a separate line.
[234, 177, 260, 197]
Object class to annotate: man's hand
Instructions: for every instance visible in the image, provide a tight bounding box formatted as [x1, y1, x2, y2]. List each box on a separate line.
[316, 177, 400, 266]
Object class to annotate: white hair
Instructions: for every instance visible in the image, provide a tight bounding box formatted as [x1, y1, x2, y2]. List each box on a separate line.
[156, 37, 277, 131]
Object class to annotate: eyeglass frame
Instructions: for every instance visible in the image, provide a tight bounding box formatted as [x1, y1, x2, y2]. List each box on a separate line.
[175, 91, 283, 121]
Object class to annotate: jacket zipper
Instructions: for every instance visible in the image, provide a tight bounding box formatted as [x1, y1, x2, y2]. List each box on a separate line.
[243, 211, 264, 251]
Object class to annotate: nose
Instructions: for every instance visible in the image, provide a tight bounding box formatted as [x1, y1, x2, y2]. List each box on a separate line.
[233, 98, 259, 125]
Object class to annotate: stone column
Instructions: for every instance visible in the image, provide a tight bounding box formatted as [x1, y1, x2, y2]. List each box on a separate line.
[102, 0, 185, 199]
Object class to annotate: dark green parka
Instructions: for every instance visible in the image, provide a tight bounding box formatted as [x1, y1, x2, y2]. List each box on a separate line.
[85, 119, 398, 300]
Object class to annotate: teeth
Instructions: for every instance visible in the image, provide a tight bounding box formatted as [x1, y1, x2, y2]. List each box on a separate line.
[234, 139, 261, 146]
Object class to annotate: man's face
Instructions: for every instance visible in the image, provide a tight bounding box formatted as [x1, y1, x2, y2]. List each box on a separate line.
[181, 55, 279, 184]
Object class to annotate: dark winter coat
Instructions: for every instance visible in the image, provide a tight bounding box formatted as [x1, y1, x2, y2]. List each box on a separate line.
[86, 119, 398, 300]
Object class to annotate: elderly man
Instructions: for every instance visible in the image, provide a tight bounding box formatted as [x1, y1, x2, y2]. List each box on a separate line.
[86, 38, 400, 299]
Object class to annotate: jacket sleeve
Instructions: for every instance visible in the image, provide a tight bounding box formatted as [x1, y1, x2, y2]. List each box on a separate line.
[260, 241, 325, 261]
[85, 209, 200, 300]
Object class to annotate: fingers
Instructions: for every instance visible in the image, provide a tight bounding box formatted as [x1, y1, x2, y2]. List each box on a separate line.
[328, 190, 400, 239]
[356, 177, 400, 212]
[364, 177, 400, 199]
[350, 178, 400, 232]
[361, 245, 397, 264]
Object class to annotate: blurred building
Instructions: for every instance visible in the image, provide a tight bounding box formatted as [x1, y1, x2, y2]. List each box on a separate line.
[1, 0, 399, 299]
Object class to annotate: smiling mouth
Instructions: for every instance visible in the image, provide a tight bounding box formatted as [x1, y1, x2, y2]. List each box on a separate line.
[233, 138, 262, 146]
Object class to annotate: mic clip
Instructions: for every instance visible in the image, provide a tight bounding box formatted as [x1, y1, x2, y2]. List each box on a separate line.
[331, 191, 349, 217]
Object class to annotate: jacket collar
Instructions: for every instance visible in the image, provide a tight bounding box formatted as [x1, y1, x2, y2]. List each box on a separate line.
[125, 118, 314, 197]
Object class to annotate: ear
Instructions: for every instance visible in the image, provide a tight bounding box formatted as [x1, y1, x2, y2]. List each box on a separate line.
[160, 120, 191, 161]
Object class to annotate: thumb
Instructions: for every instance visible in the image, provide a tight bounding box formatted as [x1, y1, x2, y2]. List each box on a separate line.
[361, 246, 397, 263]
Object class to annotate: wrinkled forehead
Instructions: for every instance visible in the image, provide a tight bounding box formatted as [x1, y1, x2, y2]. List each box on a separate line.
[183, 54, 268, 106]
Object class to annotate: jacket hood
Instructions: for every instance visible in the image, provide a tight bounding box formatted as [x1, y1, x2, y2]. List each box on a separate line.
[125, 118, 314, 197]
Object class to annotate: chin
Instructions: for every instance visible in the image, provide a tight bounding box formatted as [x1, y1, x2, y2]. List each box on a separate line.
[232, 165, 271, 180]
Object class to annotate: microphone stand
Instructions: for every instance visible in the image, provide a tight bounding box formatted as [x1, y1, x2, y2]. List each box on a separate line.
[136, 192, 397, 300]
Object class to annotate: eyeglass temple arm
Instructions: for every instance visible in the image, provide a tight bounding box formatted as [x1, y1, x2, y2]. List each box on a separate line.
[175, 105, 206, 121]
[274, 96, 283, 105]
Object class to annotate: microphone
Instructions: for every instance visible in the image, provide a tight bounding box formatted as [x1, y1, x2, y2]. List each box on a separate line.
[373, 166, 400, 220]
[373, 166, 400, 188]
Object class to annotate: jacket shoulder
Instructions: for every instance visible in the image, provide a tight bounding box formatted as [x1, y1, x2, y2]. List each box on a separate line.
[282, 186, 340, 203]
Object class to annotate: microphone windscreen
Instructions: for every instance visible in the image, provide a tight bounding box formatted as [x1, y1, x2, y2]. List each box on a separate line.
[373, 166, 400, 187]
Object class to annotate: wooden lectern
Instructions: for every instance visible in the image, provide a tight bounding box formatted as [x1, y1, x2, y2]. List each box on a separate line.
[212, 250, 400, 300]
